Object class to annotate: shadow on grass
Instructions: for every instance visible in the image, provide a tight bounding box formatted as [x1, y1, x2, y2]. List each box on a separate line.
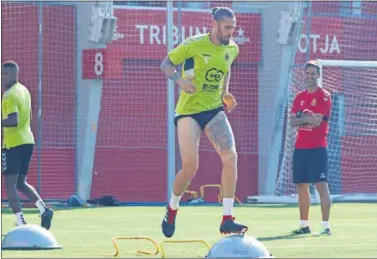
[238, 203, 321, 209]
[1, 203, 324, 214]
[1, 207, 89, 214]
[257, 233, 321, 242]
[1, 209, 39, 214]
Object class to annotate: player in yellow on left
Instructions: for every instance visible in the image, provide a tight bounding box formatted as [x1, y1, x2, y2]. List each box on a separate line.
[2, 61, 53, 230]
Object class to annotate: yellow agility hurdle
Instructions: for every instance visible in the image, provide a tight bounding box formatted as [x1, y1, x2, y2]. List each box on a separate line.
[200, 184, 242, 204]
[112, 236, 160, 257]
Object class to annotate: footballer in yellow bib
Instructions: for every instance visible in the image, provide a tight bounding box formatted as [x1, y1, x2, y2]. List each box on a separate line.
[2, 83, 34, 149]
[2, 61, 53, 229]
[168, 32, 239, 116]
[159, 7, 247, 238]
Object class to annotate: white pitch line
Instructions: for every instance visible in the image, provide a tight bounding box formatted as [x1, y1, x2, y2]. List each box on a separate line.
[258, 235, 377, 240]
[267, 243, 377, 249]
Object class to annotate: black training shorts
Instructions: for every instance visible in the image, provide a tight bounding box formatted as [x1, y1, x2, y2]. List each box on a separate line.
[292, 147, 328, 184]
[174, 107, 224, 130]
[1, 144, 34, 175]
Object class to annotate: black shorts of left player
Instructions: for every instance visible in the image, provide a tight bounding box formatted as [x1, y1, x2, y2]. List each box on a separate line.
[1, 144, 34, 175]
[174, 107, 224, 131]
[292, 147, 328, 184]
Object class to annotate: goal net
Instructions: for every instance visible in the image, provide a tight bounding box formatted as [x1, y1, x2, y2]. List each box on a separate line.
[275, 59, 377, 203]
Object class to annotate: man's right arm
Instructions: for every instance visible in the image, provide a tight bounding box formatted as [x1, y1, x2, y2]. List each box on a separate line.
[289, 94, 316, 128]
[290, 113, 310, 128]
[160, 57, 196, 94]
[290, 95, 305, 128]
[160, 57, 181, 82]
[160, 38, 193, 81]
[1, 94, 19, 128]
[160, 39, 196, 93]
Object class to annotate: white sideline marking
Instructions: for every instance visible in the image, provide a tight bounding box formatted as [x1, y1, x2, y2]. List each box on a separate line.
[258, 235, 377, 240]
[268, 243, 377, 249]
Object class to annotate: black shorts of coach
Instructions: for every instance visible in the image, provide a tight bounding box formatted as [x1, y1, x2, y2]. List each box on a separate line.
[292, 147, 328, 184]
[1, 144, 34, 175]
[174, 107, 224, 131]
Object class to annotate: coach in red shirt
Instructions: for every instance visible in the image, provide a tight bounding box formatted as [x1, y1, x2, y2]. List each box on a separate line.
[290, 60, 332, 236]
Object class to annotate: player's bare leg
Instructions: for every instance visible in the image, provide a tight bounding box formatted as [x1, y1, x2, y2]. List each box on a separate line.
[316, 181, 332, 235]
[292, 183, 311, 234]
[4, 174, 27, 226]
[205, 111, 247, 234]
[172, 117, 201, 197]
[17, 174, 54, 230]
[162, 117, 201, 238]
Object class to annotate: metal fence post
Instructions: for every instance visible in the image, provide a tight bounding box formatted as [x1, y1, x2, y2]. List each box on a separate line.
[166, 0, 175, 203]
[37, 3, 44, 194]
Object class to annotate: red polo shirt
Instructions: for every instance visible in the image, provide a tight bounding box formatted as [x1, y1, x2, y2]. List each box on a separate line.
[291, 87, 332, 149]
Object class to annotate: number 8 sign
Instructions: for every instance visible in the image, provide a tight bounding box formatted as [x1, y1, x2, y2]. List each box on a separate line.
[94, 52, 104, 76]
[82, 49, 105, 79]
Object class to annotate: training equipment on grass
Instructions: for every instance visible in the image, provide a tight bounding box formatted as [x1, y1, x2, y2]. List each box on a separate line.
[160, 239, 211, 258]
[67, 194, 83, 207]
[200, 184, 243, 204]
[1, 224, 62, 250]
[112, 236, 160, 257]
[206, 234, 272, 258]
[184, 190, 199, 200]
[222, 93, 238, 111]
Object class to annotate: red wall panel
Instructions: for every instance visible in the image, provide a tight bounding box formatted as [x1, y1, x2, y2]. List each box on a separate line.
[92, 7, 261, 204]
[1, 4, 76, 200]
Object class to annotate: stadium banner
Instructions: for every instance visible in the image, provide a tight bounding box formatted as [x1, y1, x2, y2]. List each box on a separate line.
[295, 16, 377, 62]
[89, 8, 261, 79]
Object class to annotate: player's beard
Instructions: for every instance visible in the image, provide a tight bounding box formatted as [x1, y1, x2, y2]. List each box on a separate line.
[221, 38, 230, 45]
[2, 80, 11, 89]
[216, 24, 230, 45]
[218, 33, 230, 45]
[305, 79, 317, 88]
[6, 80, 17, 89]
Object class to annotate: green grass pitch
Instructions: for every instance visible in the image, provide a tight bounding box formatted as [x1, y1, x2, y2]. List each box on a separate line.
[2, 203, 377, 258]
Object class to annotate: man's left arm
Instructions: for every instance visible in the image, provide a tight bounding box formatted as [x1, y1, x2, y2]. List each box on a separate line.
[222, 45, 240, 96]
[222, 46, 239, 113]
[319, 93, 332, 122]
[2, 95, 18, 127]
[222, 70, 230, 96]
[222, 70, 238, 113]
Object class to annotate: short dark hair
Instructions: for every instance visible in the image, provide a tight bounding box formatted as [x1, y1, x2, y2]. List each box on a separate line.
[2, 60, 19, 74]
[211, 6, 235, 22]
[304, 60, 320, 74]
